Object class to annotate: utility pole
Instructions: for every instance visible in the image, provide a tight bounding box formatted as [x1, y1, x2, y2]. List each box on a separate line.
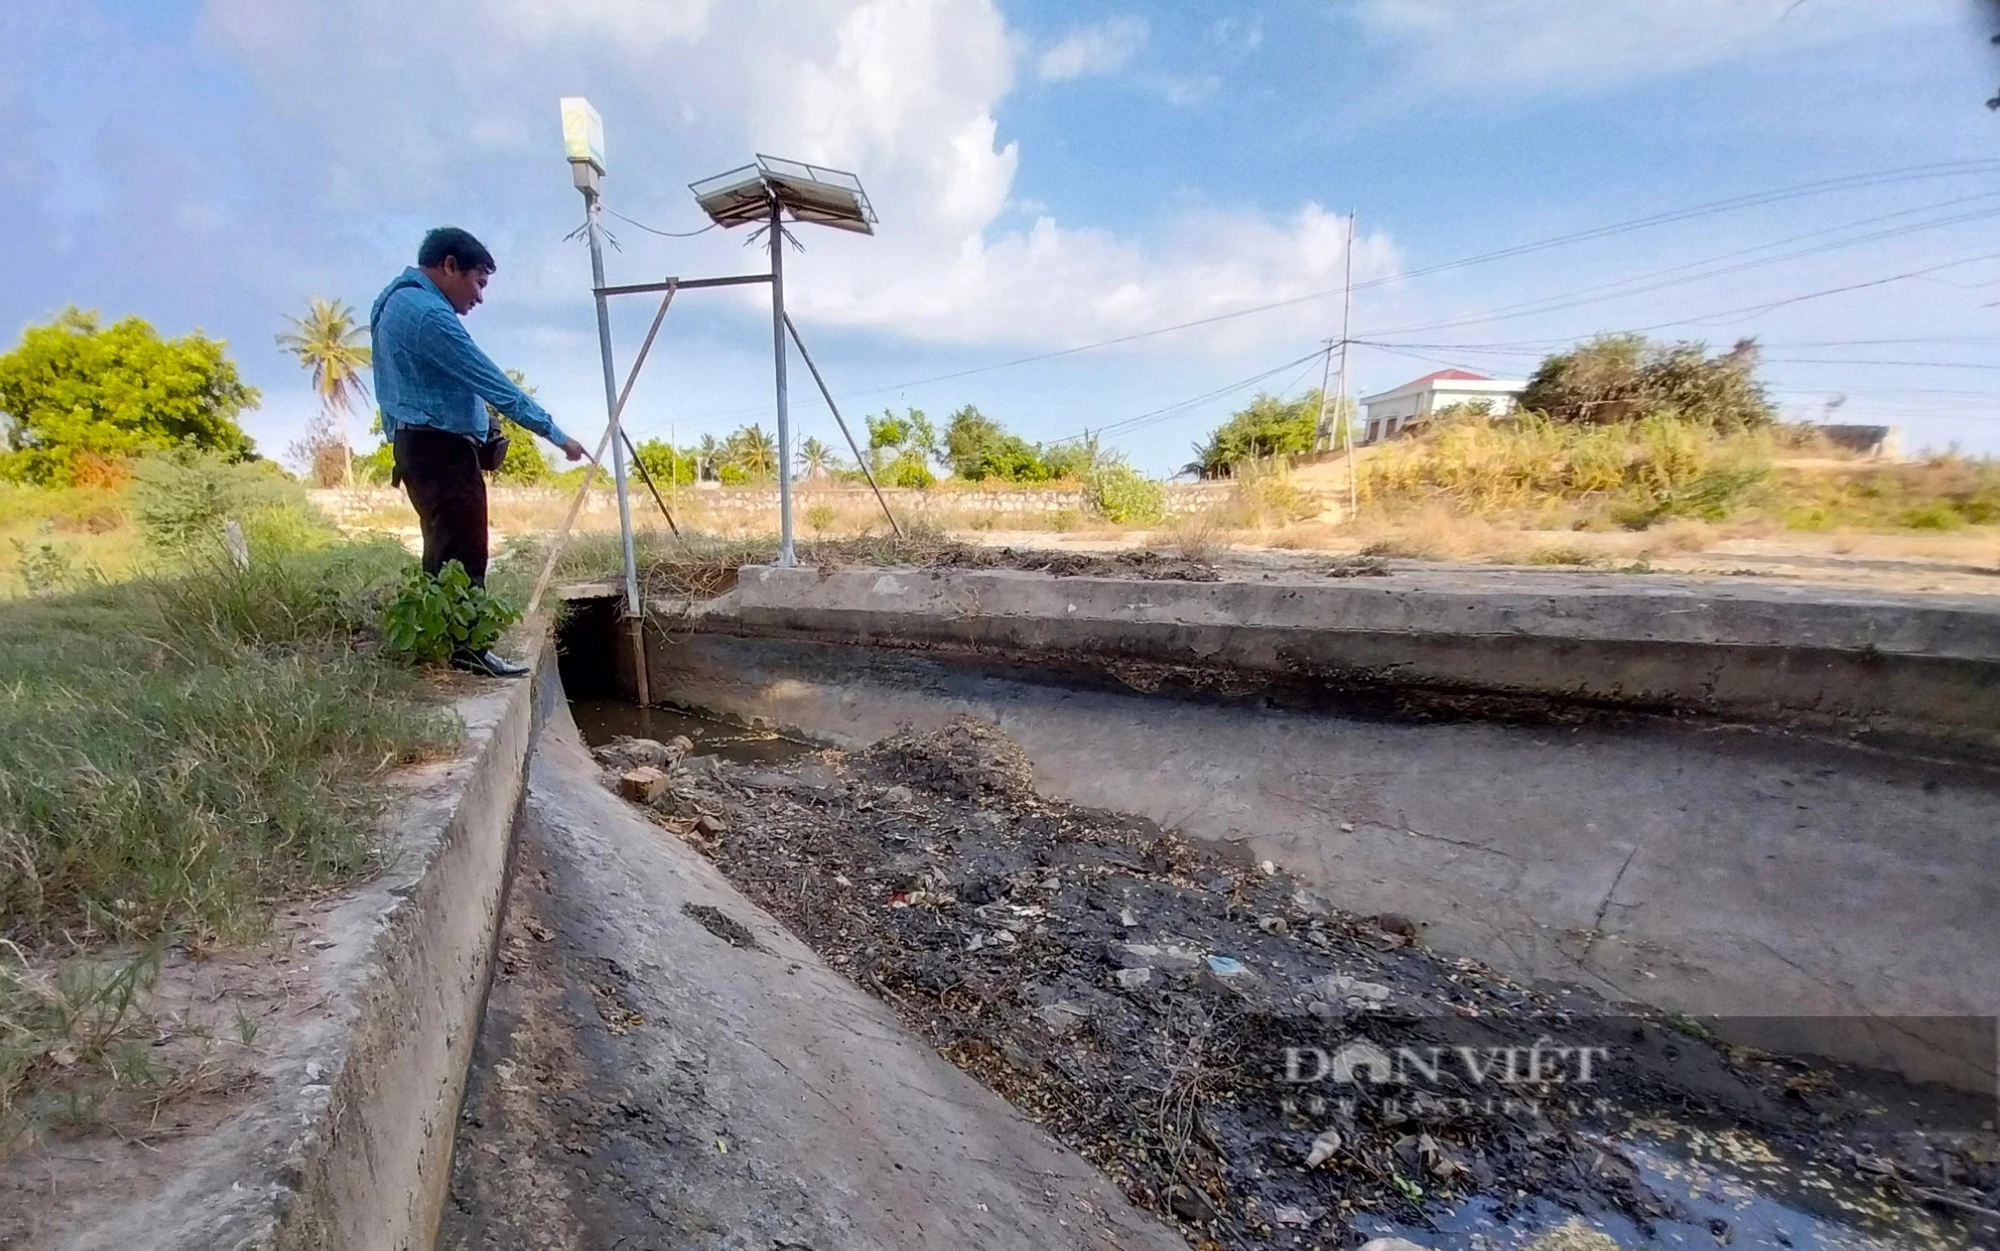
[1310, 337, 1335, 454]
[1339, 209, 1358, 523]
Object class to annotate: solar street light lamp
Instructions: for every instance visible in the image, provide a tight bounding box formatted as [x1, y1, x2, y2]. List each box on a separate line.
[559, 95, 645, 632]
[540, 108, 890, 694]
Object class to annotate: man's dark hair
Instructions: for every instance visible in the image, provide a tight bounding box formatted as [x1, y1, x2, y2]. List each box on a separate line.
[418, 227, 497, 273]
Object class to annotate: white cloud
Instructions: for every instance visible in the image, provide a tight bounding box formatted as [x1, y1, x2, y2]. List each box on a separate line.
[1208, 15, 1264, 55]
[192, 0, 1376, 353]
[791, 201, 1394, 349]
[1353, 0, 1944, 95]
[1038, 15, 1149, 82]
[1153, 73, 1223, 109]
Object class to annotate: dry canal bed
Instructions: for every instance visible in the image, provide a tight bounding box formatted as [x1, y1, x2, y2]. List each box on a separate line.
[440, 703, 1996, 1251]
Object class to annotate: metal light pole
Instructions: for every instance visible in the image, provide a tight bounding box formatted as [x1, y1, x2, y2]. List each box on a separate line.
[768, 197, 796, 565]
[563, 96, 647, 702]
[583, 189, 642, 617]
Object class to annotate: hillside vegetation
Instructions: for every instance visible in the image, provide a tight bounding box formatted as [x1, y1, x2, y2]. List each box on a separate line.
[1354, 336, 1999, 534]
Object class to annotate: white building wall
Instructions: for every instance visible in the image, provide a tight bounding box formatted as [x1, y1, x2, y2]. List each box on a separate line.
[1359, 383, 1524, 444]
[1427, 386, 1521, 415]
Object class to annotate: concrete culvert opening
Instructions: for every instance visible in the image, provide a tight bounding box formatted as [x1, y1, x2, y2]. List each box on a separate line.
[442, 569, 2000, 1251]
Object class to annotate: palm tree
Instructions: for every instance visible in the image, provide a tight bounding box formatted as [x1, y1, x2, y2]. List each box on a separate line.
[797, 436, 839, 481]
[731, 424, 778, 480]
[277, 297, 371, 486]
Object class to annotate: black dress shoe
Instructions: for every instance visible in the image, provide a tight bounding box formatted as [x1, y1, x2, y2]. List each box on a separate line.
[451, 648, 530, 678]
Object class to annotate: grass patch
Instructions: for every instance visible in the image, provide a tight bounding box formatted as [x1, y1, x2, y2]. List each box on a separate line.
[0, 542, 459, 947]
[1521, 544, 1600, 567]
[1769, 457, 2000, 531]
[0, 538, 460, 1144]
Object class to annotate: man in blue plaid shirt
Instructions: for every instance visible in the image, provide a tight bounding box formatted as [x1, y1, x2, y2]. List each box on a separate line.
[371, 227, 586, 675]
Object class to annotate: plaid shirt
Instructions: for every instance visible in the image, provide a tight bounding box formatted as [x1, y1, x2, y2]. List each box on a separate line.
[368, 267, 569, 446]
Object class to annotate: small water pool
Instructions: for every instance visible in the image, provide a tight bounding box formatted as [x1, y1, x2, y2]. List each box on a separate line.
[569, 698, 813, 767]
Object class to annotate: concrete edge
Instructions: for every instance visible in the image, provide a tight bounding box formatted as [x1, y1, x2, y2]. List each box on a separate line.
[273, 627, 553, 1250]
[64, 626, 553, 1251]
[658, 565, 2000, 753]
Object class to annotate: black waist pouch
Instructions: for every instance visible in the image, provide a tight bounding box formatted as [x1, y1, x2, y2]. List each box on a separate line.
[475, 431, 509, 473]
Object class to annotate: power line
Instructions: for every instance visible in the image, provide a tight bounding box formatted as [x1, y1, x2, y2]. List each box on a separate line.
[605, 207, 719, 238]
[620, 159, 2000, 447]
[676, 157, 2000, 416]
[1765, 358, 2000, 370]
[1349, 341, 2000, 371]
[1627, 250, 2000, 329]
[1056, 350, 1326, 443]
[1342, 246, 2000, 351]
[1349, 204, 2000, 341]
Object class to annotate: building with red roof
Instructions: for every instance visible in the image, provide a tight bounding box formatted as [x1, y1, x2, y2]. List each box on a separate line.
[1356, 369, 1526, 446]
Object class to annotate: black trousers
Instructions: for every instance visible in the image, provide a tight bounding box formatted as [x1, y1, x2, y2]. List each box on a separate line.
[394, 426, 488, 585]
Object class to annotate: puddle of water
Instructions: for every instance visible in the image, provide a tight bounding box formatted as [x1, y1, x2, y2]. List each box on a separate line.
[1354, 1129, 1973, 1250]
[569, 699, 812, 767]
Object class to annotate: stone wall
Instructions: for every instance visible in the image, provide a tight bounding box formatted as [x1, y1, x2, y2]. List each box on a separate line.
[312, 481, 1242, 524]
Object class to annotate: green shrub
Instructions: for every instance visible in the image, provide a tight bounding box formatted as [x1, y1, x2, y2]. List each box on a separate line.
[0, 309, 258, 486]
[383, 561, 521, 664]
[1899, 501, 1966, 531]
[131, 449, 332, 559]
[1520, 333, 1773, 430]
[351, 442, 396, 486]
[1084, 464, 1165, 524]
[10, 534, 102, 595]
[884, 450, 936, 489]
[1192, 391, 1333, 477]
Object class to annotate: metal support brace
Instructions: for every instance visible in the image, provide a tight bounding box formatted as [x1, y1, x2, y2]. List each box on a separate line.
[783, 313, 902, 538]
[526, 283, 678, 618]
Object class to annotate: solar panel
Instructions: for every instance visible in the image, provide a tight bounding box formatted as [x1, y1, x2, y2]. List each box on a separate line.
[690, 155, 877, 235]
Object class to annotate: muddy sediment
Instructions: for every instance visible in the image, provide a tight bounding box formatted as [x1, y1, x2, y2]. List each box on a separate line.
[562, 715, 1995, 1250]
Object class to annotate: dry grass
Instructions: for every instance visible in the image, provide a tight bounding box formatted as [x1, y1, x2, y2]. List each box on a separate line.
[0, 484, 141, 596]
[1361, 411, 1774, 525]
[1356, 413, 2000, 539]
[345, 441, 2000, 589]
[1163, 512, 1225, 563]
[1205, 460, 1323, 530]
[1766, 456, 2000, 531]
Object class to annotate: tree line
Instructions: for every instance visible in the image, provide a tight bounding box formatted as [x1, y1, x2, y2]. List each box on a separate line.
[0, 297, 1778, 493]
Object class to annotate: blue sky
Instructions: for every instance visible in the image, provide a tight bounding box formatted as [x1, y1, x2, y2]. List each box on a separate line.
[3, 0, 1998, 476]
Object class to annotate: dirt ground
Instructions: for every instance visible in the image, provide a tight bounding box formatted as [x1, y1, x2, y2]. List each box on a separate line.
[322, 484, 2000, 600]
[556, 717, 1996, 1251]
